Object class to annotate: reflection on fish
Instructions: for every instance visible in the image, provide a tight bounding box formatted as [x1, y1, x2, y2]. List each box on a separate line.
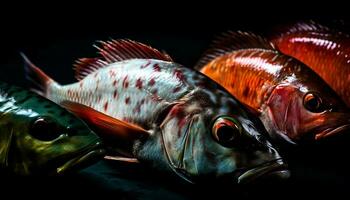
[271, 21, 350, 107]
[22, 39, 289, 184]
[196, 31, 350, 144]
[0, 82, 105, 175]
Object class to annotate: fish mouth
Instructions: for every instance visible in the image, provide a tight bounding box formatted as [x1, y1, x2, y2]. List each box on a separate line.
[56, 141, 105, 174]
[236, 159, 290, 184]
[314, 124, 350, 140]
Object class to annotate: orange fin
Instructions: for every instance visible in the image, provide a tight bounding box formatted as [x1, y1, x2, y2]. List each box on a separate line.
[60, 101, 149, 142]
[73, 39, 173, 80]
[195, 31, 275, 70]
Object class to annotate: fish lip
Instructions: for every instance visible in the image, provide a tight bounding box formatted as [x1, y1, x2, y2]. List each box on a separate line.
[314, 124, 350, 140]
[56, 141, 105, 174]
[236, 159, 289, 184]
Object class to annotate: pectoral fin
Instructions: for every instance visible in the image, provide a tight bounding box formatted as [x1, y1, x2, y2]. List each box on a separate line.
[61, 101, 149, 156]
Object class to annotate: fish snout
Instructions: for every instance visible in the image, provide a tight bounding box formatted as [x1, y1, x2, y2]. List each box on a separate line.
[236, 158, 290, 184]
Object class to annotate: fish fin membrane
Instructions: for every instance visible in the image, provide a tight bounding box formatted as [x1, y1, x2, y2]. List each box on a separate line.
[194, 31, 275, 70]
[73, 58, 108, 81]
[272, 20, 331, 37]
[21, 53, 54, 97]
[73, 39, 173, 80]
[61, 100, 149, 144]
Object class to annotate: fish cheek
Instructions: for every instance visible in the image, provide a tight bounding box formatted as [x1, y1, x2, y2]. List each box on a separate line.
[264, 85, 301, 141]
[182, 116, 237, 179]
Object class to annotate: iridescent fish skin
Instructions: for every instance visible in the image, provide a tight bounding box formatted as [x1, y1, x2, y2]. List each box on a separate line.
[23, 39, 289, 184]
[196, 31, 350, 145]
[0, 82, 104, 175]
[271, 21, 350, 107]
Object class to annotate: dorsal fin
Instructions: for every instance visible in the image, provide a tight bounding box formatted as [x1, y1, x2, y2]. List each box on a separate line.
[195, 31, 275, 70]
[73, 39, 173, 81]
[95, 39, 173, 63]
[73, 58, 108, 81]
[276, 20, 331, 35]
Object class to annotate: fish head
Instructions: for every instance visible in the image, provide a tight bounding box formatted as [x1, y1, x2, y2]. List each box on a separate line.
[263, 80, 350, 144]
[0, 93, 104, 175]
[138, 90, 289, 184]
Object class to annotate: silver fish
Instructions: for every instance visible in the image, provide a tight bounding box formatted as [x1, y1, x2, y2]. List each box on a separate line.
[22, 39, 289, 183]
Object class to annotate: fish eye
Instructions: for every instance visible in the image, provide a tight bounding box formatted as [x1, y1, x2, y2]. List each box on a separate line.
[29, 117, 63, 141]
[303, 92, 325, 113]
[212, 116, 242, 146]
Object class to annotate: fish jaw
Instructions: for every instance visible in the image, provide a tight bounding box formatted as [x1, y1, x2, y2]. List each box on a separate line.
[56, 141, 105, 174]
[315, 124, 350, 140]
[237, 158, 290, 184]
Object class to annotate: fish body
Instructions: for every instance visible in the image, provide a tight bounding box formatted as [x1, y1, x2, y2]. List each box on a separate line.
[196, 32, 350, 144]
[0, 82, 104, 175]
[271, 21, 350, 107]
[23, 39, 289, 184]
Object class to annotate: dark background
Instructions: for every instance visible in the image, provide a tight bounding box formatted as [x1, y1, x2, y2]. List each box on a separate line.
[1, 5, 350, 199]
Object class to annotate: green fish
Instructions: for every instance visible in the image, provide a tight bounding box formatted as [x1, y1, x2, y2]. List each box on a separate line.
[0, 82, 105, 175]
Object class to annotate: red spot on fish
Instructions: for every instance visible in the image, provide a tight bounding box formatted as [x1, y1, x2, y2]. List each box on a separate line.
[173, 86, 182, 93]
[148, 78, 156, 86]
[173, 69, 185, 82]
[109, 70, 116, 78]
[112, 80, 118, 87]
[113, 90, 118, 99]
[151, 89, 162, 102]
[136, 78, 143, 90]
[134, 99, 146, 113]
[153, 64, 161, 72]
[169, 104, 185, 118]
[125, 97, 130, 104]
[177, 117, 187, 136]
[123, 76, 129, 89]
[104, 101, 109, 111]
[140, 61, 151, 69]
[67, 89, 72, 97]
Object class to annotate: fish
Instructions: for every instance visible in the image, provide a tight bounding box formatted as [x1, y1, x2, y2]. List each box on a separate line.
[22, 39, 289, 184]
[195, 31, 350, 145]
[271, 21, 350, 107]
[0, 81, 105, 175]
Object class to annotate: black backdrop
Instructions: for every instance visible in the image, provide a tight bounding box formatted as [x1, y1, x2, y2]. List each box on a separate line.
[1, 7, 349, 199]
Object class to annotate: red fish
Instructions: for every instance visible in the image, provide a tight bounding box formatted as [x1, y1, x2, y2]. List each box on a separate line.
[21, 39, 289, 184]
[271, 21, 350, 107]
[196, 31, 350, 144]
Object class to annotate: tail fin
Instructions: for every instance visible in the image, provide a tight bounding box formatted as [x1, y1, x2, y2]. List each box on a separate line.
[21, 53, 55, 97]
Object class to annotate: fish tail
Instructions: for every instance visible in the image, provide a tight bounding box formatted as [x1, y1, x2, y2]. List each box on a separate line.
[21, 52, 59, 97]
